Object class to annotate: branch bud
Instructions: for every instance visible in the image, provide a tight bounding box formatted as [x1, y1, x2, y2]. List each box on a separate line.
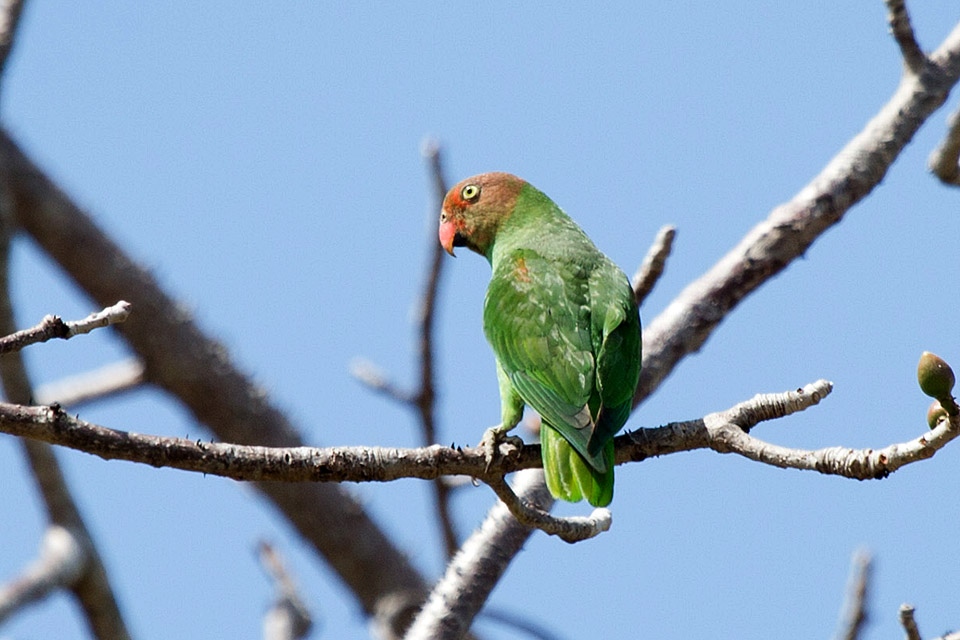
[926, 400, 948, 429]
[917, 351, 959, 416]
[917, 351, 955, 398]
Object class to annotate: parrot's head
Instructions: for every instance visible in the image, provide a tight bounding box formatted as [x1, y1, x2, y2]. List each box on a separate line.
[439, 172, 526, 257]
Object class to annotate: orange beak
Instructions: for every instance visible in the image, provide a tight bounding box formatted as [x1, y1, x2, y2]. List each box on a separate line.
[438, 218, 458, 256]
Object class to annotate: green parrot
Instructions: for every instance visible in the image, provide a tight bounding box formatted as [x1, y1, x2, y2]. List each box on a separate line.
[439, 172, 641, 507]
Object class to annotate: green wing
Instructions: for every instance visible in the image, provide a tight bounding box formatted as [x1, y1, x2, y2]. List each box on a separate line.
[587, 261, 642, 456]
[484, 244, 641, 507]
[484, 248, 603, 470]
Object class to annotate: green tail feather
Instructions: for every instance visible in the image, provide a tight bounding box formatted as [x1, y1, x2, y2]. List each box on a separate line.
[541, 424, 614, 507]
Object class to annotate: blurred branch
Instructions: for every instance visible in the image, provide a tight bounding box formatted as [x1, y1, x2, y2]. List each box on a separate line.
[928, 105, 960, 186]
[833, 549, 872, 640]
[631, 224, 675, 306]
[887, 1, 960, 191]
[0, 0, 25, 87]
[0, 301, 130, 355]
[353, 139, 461, 558]
[0, 128, 429, 633]
[633, 17, 960, 409]
[258, 541, 313, 640]
[10, 442, 131, 640]
[415, 139, 447, 439]
[416, 140, 459, 557]
[0, 525, 86, 623]
[350, 358, 413, 403]
[885, 0, 926, 74]
[34, 358, 145, 407]
[899, 604, 922, 640]
[404, 469, 551, 640]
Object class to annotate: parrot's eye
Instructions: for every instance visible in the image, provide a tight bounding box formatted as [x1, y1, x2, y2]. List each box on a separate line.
[461, 184, 481, 202]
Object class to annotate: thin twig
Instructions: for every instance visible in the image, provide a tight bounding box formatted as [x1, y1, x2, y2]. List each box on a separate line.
[834, 549, 872, 640]
[259, 541, 313, 640]
[632, 225, 676, 306]
[416, 139, 448, 438]
[899, 604, 922, 640]
[349, 358, 413, 403]
[487, 476, 610, 543]
[65, 301, 132, 336]
[417, 139, 460, 558]
[928, 105, 960, 186]
[0, 301, 130, 355]
[885, 0, 927, 74]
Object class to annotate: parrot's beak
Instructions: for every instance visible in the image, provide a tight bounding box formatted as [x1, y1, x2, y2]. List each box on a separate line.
[438, 218, 458, 257]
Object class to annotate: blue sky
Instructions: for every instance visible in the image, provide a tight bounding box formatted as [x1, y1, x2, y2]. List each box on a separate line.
[2, 2, 959, 639]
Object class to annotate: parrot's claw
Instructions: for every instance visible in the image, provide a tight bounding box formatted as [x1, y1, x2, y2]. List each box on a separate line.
[478, 426, 524, 471]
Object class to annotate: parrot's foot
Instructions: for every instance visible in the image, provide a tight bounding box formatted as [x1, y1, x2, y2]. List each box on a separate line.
[478, 425, 524, 471]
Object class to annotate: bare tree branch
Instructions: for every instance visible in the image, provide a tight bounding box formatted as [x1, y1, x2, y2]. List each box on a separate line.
[0, 9, 957, 636]
[834, 549, 872, 640]
[706, 410, 957, 479]
[0, 128, 430, 630]
[0, 525, 86, 623]
[404, 469, 550, 640]
[34, 358, 145, 408]
[899, 604, 922, 640]
[0, 400, 534, 481]
[634, 19, 960, 409]
[4, 380, 955, 499]
[0, 301, 130, 355]
[632, 224, 675, 306]
[885, 0, 927, 74]
[0, 205, 132, 638]
[625, 380, 960, 479]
